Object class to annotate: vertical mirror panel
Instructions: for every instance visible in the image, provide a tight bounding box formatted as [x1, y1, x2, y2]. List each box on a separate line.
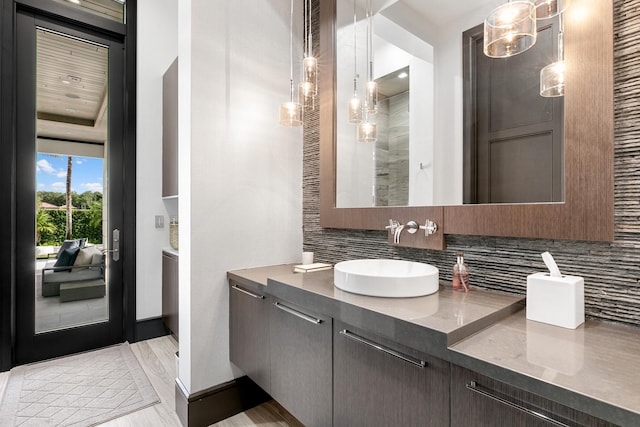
[34, 29, 109, 334]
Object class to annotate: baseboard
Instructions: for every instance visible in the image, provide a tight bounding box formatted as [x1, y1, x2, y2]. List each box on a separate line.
[134, 317, 169, 342]
[175, 376, 270, 427]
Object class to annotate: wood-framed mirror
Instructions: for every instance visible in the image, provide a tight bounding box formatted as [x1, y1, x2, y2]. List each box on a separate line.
[319, 0, 613, 250]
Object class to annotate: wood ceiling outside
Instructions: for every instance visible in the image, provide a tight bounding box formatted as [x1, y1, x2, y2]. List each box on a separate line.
[36, 29, 108, 144]
[49, 0, 125, 23]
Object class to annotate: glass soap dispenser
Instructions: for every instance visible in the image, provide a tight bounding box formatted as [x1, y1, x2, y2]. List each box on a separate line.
[452, 252, 470, 292]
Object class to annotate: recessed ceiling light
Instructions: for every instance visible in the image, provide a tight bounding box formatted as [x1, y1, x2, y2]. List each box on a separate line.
[398, 72, 408, 79]
[67, 0, 81, 4]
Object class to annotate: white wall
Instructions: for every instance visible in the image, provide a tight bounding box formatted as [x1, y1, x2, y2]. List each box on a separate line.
[179, 0, 304, 394]
[136, 0, 179, 320]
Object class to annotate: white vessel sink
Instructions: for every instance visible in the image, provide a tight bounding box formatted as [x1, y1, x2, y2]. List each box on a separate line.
[334, 259, 439, 298]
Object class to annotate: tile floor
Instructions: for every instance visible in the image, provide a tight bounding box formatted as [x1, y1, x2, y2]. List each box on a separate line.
[34, 258, 108, 333]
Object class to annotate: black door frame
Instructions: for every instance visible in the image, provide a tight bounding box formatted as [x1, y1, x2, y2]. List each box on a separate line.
[0, 0, 137, 371]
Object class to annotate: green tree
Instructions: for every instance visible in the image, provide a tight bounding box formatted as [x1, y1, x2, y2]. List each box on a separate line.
[65, 155, 73, 239]
[35, 209, 57, 245]
[40, 154, 74, 238]
[88, 201, 103, 230]
[38, 191, 65, 207]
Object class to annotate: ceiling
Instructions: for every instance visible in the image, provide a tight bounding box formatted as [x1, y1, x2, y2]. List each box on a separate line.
[397, 0, 499, 25]
[50, 0, 125, 23]
[36, 29, 108, 145]
[359, 0, 500, 27]
[377, 66, 409, 97]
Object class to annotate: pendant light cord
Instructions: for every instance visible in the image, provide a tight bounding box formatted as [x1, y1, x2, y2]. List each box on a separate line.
[353, 0, 357, 94]
[289, 0, 294, 102]
[306, 0, 312, 58]
[367, 0, 373, 82]
[558, 13, 564, 62]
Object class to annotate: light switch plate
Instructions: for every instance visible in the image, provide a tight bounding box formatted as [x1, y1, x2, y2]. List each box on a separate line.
[155, 215, 164, 228]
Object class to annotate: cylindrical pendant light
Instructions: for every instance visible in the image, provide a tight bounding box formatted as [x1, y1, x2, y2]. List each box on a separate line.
[540, 14, 565, 97]
[484, 0, 537, 58]
[302, 57, 317, 97]
[280, 0, 302, 126]
[349, 94, 363, 124]
[539, 60, 565, 96]
[357, 121, 377, 143]
[535, 0, 571, 19]
[298, 81, 316, 111]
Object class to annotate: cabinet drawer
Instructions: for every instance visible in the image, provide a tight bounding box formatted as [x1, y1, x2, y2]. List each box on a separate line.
[162, 252, 179, 339]
[451, 365, 617, 427]
[333, 321, 450, 427]
[229, 280, 270, 394]
[270, 299, 332, 427]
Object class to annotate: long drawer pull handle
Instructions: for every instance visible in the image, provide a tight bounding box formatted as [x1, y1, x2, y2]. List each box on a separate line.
[339, 329, 426, 368]
[231, 284, 265, 300]
[274, 302, 322, 324]
[466, 381, 571, 427]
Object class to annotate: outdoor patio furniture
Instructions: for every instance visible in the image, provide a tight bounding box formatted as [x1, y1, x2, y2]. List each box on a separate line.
[59, 279, 106, 302]
[41, 246, 104, 297]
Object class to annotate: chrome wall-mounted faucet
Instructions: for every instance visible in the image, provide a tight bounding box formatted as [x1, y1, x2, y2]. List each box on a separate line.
[385, 219, 438, 245]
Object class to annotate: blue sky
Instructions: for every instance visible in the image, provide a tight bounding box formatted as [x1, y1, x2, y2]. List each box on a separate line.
[36, 154, 103, 193]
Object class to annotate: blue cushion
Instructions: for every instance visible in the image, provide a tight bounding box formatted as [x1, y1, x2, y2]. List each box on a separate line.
[53, 247, 80, 272]
[56, 239, 82, 258]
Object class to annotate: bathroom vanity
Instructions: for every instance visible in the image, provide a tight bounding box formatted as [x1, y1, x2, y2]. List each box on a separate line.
[228, 265, 639, 427]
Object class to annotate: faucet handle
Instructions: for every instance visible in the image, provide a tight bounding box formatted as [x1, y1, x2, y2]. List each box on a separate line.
[385, 219, 400, 234]
[419, 219, 438, 236]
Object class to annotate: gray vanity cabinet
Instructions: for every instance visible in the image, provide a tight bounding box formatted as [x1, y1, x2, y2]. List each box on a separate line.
[269, 298, 332, 427]
[450, 365, 616, 427]
[228, 280, 271, 394]
[333, 321, 450, 427]
[162, 251, 179, 339]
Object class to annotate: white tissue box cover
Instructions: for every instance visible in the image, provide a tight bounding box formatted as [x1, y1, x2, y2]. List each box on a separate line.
[526, 272, 584, 329]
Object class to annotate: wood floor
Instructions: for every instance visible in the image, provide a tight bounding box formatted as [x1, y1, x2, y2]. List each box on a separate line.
[0, 336, 298, 427]
[211, 400, 304, 427]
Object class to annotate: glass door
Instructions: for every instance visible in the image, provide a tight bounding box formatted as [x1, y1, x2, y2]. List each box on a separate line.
[15, 10, 125, 364]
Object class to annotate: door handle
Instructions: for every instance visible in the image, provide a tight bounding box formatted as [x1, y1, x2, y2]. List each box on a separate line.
[108, 228, 120, 262]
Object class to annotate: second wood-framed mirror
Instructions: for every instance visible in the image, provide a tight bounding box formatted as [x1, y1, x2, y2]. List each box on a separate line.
[319, 0, 613, 249]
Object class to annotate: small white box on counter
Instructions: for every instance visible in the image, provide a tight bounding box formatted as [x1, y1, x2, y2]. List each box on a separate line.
[526, 272, 584, 329]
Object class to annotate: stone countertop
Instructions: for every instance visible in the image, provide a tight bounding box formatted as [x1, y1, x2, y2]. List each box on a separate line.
[228, 264, 294, 287]
[449, 310, 640, 426]
[229, 264, 524, 357]
[270, 268, 523, 345]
